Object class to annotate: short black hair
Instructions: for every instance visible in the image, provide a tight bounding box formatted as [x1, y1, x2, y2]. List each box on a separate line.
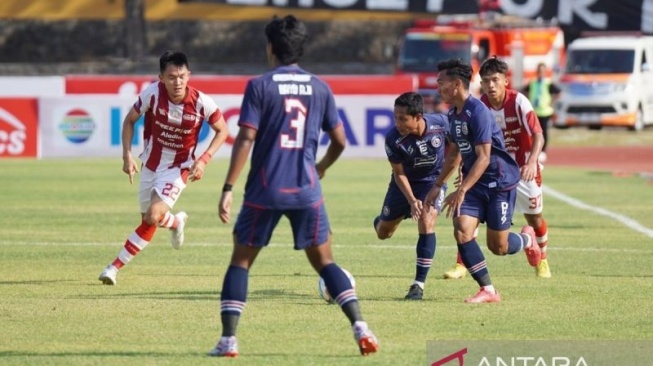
[395, 91, 424, 116]
[265, 15, 308, 65]
[159, 51, 189, 74]
[479, 56, 509, 77]
[437, 59, 473, 90]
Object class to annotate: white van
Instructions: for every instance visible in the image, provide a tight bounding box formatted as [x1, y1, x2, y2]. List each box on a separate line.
[554, 35, 653, 131]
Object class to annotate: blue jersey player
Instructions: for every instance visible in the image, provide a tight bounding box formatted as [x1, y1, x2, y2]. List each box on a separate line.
[373, 92, 453, 300]
[425, 59, 542, 304]
[209, 15, 378, 357]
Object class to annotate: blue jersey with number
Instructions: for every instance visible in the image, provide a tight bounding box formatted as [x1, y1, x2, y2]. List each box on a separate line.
[384, 113, 449, 183]
[238, 65, 340, 209]
[447, 96, 520, 191]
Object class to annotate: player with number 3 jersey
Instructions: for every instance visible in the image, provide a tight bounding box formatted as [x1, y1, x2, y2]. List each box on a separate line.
[210, 15, 378, 358]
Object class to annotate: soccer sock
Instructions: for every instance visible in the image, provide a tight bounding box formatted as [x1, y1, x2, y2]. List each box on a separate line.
[456, 251, 464, 266]
[415, 233, 436, 285]
[458, 240, 493, 288]
[111, 220, 157, 269]
[506, 232, 527, 254]
[158, 211, 178, 229]
[373, 216, 380, 232]
[534, 219, 549, 259]
[220, 265, 248, 337]
[320, 263, 361, 324]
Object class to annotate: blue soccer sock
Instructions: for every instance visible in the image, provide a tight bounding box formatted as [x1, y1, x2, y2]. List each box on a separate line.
[373, 216, 380, 231]
[415, 233, 436, 284]
[220, 265, 248, 337]
[320, 263, 361, 324]
[506, 232, 527, 254]
[458, 240, 492, 287]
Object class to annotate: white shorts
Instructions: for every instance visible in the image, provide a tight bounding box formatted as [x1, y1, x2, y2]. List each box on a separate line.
[138, 167, 189, 213]
[515, 178, 544, 215]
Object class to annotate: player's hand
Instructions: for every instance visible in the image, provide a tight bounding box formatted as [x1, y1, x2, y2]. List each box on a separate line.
[189, 160, 206, 182]
[424, 186, 441, 211]
[218, 191, 232, 224]
[520, 161, 537, 181]
[315, 163, 326, 179]
[410, 199, 423, 221]
[122, 156, 140, 185]
[443, 189, 466, 219]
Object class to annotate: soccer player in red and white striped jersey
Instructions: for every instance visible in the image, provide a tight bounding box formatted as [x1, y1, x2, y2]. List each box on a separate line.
[99, 51, 229, 285]
[443, 56, 552, 279]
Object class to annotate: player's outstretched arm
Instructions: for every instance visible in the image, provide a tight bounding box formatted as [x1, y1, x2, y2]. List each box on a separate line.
[316, 125, 346, 179]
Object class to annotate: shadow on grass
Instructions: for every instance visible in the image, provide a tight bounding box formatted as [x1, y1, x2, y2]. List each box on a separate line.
[73, 288, 318, 301]
[0, 280, 78, 285]
[0, 350, 357, 359]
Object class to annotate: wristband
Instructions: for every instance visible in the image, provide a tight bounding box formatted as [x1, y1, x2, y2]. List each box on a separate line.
[222, 183, 233, 192]
[198, 152, 212, 165]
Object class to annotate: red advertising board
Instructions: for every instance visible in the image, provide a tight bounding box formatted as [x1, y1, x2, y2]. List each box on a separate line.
[0, 98, 39, 158]
[65, 74, 417, 95]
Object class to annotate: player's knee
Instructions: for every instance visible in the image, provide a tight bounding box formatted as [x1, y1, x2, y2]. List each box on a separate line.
[143, 211, 160, 226]
[376, 229, 392, 240]
[487, 241, 508, 256]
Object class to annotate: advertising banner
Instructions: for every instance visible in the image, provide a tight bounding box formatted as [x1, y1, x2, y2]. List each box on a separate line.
[39, 94, 398, 159]
[0, 98, 39, 158]
[64, 74, 417, 95]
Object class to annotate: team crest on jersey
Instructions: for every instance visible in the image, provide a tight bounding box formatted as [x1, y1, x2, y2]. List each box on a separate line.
[431, 136, 442, 148]
[158, 108, 166, 116]
[461, 122, 468, 135]
[382, 206, 390, 216]
[465, 109, 472, 117]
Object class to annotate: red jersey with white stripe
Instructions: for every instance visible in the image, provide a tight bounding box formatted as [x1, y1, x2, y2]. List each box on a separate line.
[480, 89, 543, 171]
[133, 82, 222, 172]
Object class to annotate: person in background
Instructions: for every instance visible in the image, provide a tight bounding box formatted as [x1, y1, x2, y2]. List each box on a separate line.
[523, 62, 561, 163]
[423, 91, 449, 114]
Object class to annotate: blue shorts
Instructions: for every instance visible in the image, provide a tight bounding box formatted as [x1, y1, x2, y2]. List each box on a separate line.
[379, 180, 446, 221]
[234, 201, 331, 250]
[458, 187, 516, 231]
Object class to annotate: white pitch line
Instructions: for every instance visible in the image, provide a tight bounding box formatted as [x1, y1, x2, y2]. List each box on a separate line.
[543, 184, 653, 239]
[0, 241, 650, 253]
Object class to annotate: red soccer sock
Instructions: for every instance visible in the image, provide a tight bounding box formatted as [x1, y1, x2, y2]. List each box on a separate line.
[534, 220, 549, 260]
[112, 220, 157, 269]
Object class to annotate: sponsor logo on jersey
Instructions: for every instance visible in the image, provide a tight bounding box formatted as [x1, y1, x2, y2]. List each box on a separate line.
[182, 113, 199, 122]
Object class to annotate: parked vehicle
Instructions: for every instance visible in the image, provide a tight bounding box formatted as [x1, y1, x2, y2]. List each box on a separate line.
[554, 35, 653, 131]
[395, 14, 565, 95]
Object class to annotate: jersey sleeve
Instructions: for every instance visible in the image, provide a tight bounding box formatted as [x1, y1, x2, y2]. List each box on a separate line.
[199, 92, 223, 125]
[472, 103, 494, 145]
[384, 132, 403, 164]
[516, 92, 542, 135]
[133, 82, 157, 114]
[238, 79, 262, 130]
[321, 84, 340, 132]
